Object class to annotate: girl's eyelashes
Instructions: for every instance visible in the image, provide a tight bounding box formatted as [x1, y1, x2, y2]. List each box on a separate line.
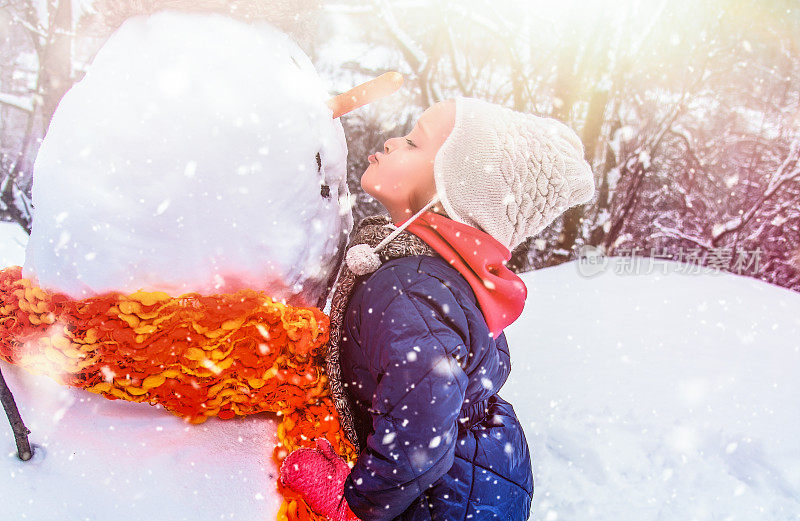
[405, 138, 416, 148]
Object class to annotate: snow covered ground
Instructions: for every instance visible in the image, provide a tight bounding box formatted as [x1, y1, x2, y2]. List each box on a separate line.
[503, 256, 800, 521]
[2, 223, 799, 520]
[2, 367, 283, 520]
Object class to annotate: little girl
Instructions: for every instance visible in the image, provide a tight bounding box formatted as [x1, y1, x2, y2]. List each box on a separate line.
[281, 97, 595, 520]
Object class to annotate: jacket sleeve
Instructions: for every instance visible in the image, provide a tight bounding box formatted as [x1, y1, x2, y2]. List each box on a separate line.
[342, 271, 469, 521]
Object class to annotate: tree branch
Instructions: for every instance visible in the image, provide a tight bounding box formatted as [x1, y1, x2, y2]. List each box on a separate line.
[0, 93, 34, 112]
[652, 220, 712, 250]
[712, 138, 800, 244]
[0, 366, 33, 461]
[370, 0, 427, 72]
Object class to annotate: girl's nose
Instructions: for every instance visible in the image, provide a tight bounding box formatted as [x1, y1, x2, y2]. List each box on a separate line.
[383, 136, 400, 154]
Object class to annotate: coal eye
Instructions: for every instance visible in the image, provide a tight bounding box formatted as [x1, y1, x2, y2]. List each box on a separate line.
[316, 151, 330, 198]
[405, 138, 416, 147]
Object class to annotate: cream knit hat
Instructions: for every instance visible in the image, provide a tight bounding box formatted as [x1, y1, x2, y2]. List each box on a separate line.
[344, 97, 596, 275]
[433, 96, 596, 252]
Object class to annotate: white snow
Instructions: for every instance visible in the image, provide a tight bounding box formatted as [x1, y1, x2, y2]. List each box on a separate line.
[23, 10, 352, 307]
[3, 227, 800, 519]
[0, 221, 27, 267]
[504, 258, 800, 521]
[1, 363, 282, 521]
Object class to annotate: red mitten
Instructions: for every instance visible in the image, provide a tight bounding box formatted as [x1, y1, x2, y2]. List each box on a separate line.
[279, 438, 361, 521]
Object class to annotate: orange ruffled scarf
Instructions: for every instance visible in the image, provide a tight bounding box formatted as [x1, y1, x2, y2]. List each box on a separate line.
[0, 265, 355, 521]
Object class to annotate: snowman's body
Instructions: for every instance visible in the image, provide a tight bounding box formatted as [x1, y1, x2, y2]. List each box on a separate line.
[5, 10, 350, 519]
[24, 10, 352, 308]
[2, 361, 282, 520]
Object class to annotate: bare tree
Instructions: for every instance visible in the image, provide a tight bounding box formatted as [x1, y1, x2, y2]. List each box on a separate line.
[1, 0, 76, 232]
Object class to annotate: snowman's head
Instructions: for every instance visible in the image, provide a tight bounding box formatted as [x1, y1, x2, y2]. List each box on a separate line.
[24, 10, 352, 309]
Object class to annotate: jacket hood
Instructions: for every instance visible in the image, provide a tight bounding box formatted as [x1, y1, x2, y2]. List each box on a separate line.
[399, 211, 527, 337]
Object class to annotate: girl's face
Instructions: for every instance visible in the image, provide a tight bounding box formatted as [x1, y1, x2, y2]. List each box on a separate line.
[361, 99, 456, 224]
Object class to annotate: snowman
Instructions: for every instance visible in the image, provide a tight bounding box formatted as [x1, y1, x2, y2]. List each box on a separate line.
[0, 7, 399, 520]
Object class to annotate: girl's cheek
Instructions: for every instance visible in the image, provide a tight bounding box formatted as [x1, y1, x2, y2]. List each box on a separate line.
[360, 170, 376, 193]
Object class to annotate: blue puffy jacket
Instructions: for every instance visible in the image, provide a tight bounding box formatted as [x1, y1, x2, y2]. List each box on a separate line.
[340, 254, 534, 521]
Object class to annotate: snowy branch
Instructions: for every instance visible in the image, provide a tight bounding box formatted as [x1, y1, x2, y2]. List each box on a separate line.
[322, 3, 374, 14]
[0, 92, 34, 112]
[444, 3, 534, 105]
[450, 7, 501, 35]
[444, 23, 471, 95]
[370, 0, 427, 72]
[762, 139, 800, 200]
[5, 9, 48, 39]
[653, 220, 712, 250]
[667, 128, 705, 172]
[711, 216, 742, 240]
[712, 138, 800, 242]
[628, 0, 669, 57]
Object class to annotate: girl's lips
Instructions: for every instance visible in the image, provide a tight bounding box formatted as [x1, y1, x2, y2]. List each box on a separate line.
[368, 153, 378, 164]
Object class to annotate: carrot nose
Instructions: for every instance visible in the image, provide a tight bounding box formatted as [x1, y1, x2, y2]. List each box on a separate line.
[326, 71, 404, 119]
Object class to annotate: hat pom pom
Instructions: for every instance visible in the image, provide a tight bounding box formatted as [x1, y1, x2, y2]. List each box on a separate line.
[345, 244, 382, 276]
